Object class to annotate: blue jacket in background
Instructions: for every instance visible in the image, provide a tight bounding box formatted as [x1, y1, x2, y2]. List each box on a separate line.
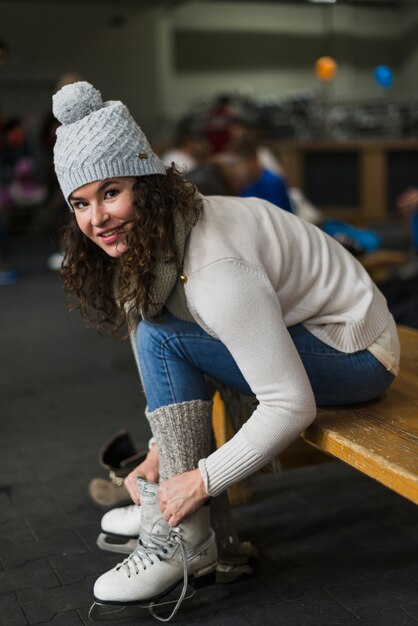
[241, 169, 293, 213]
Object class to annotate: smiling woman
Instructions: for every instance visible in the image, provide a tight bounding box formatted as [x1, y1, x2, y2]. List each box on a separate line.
[52, 86, 200, 338]
[60, 164, 199, 337]
[52, 81, 399, 623]
[68, 177, 137, 257]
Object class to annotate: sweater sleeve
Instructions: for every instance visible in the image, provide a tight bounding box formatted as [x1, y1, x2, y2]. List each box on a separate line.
[187, 258, 317, 497]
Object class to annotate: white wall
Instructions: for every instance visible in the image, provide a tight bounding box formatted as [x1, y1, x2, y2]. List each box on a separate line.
[398, 5, 418, 99]
[1, 0, 417, 136]
[156, 1, 406, 121]
[0, 2, 160, 134]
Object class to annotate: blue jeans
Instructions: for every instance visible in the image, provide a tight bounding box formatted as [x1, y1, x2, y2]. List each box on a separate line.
[136, 312, 394, 412]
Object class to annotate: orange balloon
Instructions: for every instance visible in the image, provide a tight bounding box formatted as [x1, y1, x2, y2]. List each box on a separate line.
[314, 56, 338, 82]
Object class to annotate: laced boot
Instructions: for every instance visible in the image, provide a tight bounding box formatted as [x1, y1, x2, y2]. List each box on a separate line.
[96, 498, 257, 582]
[96, 398, 256, 580]
[91, 478, 217, 622]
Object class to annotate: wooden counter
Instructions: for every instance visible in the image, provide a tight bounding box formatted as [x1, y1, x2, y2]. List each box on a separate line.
[271, 139, 418, 223]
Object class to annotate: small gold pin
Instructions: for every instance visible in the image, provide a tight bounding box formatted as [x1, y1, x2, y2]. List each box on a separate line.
[179, 274, 188, 284]
[136, 152, 148, 159]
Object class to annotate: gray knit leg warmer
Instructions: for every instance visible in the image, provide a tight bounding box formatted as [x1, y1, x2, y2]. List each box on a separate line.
[145, 399, 213, 481]
[145, 398, 256, 582]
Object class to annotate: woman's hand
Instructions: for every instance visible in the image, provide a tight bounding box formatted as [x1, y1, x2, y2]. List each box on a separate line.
[158, 468, 209, 527]
[124, 443, 159, 505]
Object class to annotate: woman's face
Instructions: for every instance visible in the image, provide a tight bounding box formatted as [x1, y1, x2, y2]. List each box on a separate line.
[69, 177, 136, 258]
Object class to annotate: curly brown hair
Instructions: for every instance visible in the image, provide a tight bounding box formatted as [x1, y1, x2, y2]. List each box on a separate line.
[60, 166, 201, 337]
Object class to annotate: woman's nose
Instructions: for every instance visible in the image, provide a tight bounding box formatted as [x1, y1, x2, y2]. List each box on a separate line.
[91, 203, 109, 227]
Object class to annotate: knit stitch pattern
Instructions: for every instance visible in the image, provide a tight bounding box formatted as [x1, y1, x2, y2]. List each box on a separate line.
[145, 400, 213, 481]
[52, 81, 166, 207]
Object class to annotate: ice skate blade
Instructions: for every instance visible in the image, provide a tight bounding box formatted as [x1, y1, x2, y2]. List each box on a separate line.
[89, 602, 137, 622]
[89, 570, 216, 622]
[89, 590, 196, 623]
[96, 532, 137, 555]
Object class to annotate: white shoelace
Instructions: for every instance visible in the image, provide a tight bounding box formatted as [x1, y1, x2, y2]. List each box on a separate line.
[116, 528, 189, 622]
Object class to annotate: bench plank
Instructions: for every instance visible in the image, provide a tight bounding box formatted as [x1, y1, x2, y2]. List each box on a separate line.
[302, 325, 418, 504]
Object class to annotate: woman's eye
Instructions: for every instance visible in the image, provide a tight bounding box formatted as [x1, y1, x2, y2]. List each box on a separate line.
[73, 201, 88, 210]
[105, 188, 119, 199]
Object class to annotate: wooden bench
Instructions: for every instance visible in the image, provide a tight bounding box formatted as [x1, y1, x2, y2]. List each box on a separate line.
[212, 325, 418, 506]
[302, 325, 418, 504]
[358, 250, 408, 284]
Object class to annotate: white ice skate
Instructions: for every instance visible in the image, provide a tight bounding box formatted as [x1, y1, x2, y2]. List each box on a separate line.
[97, 501, 257, 582]
[89, 478, 217, 623]
[96, 504, 141, 554]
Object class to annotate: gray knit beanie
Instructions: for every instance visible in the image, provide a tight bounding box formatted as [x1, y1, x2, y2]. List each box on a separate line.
[52, 81, 166, 209]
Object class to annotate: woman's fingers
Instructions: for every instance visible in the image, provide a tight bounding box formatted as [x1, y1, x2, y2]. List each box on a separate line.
[160, 501, 185, 527]
[123, 445, 160, 504]
[147, 468, 160, 484]
[124, 472, 141, 505]
[157, 468, 209, 527]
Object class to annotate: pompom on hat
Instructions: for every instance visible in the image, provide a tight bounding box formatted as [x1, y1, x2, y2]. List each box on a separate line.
[52, 81, 166, 209]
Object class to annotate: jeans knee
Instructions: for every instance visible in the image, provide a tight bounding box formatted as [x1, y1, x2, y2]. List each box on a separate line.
[136, 320, 169, 361]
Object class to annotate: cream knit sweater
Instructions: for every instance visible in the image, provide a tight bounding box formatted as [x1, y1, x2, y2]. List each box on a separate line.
[175, 195, 394, 497]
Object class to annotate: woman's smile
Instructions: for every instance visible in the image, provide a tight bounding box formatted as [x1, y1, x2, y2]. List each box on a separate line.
[97, 223, 129, 245]
[69, 177, 136, 258]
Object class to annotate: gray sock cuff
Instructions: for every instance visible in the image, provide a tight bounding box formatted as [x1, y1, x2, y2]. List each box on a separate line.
[146, 399, 213, 481]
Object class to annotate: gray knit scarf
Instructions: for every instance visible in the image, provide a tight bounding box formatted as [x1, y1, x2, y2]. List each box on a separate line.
[122, 209, 196, 375]
[143, 210, 196, 323]
[118, 209, 196, 331]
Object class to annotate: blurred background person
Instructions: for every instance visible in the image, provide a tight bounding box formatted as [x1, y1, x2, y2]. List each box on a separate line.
[162, 130, 229, 196]
[35, 72, 82, 234]
[228, 114, 286, 179]
[202, 94, 236, 154]
[397, 186, 418, 257]
[31, 72, 82, 269]
[219, 137, 294, 212]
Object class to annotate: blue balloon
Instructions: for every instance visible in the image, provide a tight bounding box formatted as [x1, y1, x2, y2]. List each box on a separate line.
[374, 65, 393, 89]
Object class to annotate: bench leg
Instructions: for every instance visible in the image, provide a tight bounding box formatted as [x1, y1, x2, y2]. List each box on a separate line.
[211, 391, 254, 506]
